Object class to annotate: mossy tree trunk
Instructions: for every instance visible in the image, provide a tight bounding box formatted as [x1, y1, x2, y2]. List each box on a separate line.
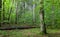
[40, 0, 47, 34]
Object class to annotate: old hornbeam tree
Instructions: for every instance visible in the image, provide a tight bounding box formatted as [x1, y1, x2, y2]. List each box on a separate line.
[40, 0, 47, 34]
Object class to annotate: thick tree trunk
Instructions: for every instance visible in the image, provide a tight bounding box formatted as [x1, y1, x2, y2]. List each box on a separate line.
[40, 0, 47, 34]
[40, 10, 47, 34]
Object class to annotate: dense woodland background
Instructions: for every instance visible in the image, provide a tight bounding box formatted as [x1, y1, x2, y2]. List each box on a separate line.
[0, 0, 60, 37]
[0, 0, 60, 28]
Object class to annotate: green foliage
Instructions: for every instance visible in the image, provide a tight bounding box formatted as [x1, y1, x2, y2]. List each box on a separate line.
[0, 0, 40, 26]
[44, 0, 60, 28]
[0, 0, 60, 28]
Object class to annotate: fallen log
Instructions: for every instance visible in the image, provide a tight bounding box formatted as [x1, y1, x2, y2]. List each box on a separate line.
[0, 26, 39, 30]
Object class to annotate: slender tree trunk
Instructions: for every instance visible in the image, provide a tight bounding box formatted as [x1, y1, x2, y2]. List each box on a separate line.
[0, 0, 2, 26]
[8, 7, 12, 24]
[8, 0, 13, 24]
[15, 2, 19, 24]
[32, 0, 36, 25]
[3, 2, 5, 24]
[0, 0, 2, 9]
[40, 0, 47, 34]
[1, 0, 3, 26]
[23, 2, 25, 24]
[15, 3, 18, 24]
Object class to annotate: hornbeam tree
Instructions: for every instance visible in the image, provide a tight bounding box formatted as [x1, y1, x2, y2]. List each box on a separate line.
[40, 0, 47, 34]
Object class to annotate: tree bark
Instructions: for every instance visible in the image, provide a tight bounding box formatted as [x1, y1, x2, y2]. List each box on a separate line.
[40, 0, 47, 34]
[0, 0, 2, 9]
[15, 2, 18, 24]
[1, 0, 4, 26]
[0, 0, 2, 26]
[32, 0, 36, 25]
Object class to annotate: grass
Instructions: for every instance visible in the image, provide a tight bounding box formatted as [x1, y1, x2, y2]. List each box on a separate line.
[0, 28, 60, 37]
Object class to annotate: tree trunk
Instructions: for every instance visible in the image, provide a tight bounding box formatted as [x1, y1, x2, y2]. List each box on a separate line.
[0, 0, 2, 9]
[1, 0, 4, 26]
[32, 0, 36, 25]
[40, 0, 47, 34]
[15, 2, 18, 24]
[0, 0, 2, 26]
[40, 10, 47, 34]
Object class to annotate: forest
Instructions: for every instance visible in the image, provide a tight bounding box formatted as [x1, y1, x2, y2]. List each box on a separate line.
[0, 0, 60, 37]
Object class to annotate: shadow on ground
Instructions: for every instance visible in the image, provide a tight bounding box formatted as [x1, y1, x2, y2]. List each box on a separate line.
[33, 33, 60, 37]
[47, 33, 60, 37]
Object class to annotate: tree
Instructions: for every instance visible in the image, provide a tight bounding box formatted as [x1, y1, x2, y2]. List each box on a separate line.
[0, 0, 3, 26]
[0, 0, 2, 9]
[0, 0, 2, 26]
[40, 0, 47, 34]
[32, 0, 36, 25]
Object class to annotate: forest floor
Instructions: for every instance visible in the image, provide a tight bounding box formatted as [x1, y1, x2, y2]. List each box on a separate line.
[0, 28, 60, 37]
